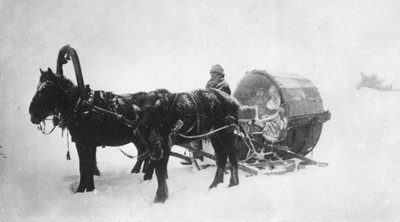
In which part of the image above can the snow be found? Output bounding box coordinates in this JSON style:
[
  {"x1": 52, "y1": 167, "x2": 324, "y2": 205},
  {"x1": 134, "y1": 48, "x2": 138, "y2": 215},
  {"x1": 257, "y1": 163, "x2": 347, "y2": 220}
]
[
  {"x1": 2, "y1": 91, "x2": 400, "y2": 222},
  {"x1": 2, "y1": 0, "x2": 400, "y2": 221}
]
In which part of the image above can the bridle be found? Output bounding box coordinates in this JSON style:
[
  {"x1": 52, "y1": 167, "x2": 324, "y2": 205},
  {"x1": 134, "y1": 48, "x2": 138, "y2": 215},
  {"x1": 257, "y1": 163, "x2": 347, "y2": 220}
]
[
  {"x1": 37, "y1": 117, "x2": 58, "y2": 135},
  {"x1": 37, "y1": 80, "x2": 54, "y2": 92},
  {"x1": 33, "y1": 78, "x2": 79, "y2": 135}
]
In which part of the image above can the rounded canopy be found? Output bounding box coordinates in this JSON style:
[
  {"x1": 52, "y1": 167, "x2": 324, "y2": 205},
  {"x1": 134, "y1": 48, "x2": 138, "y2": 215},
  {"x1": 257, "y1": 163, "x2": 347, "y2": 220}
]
[{"x1": 233, "y1": 70, "x2": 324, "y2": 118}]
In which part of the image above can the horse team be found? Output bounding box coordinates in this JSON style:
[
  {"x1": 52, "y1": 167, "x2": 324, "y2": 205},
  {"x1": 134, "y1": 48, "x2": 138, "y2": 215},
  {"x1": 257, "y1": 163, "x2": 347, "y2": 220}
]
[{"x1": 29, "y1": 66, "x2": 240, "y2": 203}]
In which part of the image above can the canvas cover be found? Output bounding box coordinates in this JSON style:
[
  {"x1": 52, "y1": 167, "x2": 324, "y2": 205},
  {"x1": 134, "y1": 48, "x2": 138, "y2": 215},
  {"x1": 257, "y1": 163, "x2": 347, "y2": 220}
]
[{"x1": 233, "y1": 70, "x2": 324, "y2": 118}]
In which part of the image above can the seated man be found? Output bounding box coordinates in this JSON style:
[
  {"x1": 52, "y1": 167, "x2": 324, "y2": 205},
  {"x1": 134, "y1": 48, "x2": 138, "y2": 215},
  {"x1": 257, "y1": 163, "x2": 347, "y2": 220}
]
[{"x1": 255, "y1": 86, "x2": 287, "y2": 143}]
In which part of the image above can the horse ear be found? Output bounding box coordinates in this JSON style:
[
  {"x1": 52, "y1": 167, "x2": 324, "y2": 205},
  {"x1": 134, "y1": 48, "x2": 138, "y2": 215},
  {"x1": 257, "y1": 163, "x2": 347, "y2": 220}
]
[
  {"x1": 47, "y1": 67, "x2": 53, "y2": 73},
  {"x1": 40, "y1": 68, "x2": 44, "y2": 75}
]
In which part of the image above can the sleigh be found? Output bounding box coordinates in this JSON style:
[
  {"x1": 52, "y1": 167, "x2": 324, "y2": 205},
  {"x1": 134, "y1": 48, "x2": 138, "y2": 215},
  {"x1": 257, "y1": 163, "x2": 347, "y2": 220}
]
[
  {"x1": 177, "y1": 70, "x2": 331, "y2": 175},
  {"x1": 30, "y1": 45, "x2": 331, "y2": 204},
  {"x1": 52, "y1": 45, "x2": 330, "y2": 176}
]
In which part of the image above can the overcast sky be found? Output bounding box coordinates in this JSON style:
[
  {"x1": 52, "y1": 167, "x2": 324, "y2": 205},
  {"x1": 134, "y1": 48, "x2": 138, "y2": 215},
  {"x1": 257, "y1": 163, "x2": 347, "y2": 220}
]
[{"x1": 1, "y1": 0, "x2": 400, "y2": 125}]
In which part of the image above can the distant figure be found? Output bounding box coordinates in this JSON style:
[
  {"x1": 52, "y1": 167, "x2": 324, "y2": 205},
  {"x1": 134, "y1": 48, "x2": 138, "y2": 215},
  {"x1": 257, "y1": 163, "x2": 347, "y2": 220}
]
[{"x1": 205, "y1": 64, "x2": 231, "y2": 95}]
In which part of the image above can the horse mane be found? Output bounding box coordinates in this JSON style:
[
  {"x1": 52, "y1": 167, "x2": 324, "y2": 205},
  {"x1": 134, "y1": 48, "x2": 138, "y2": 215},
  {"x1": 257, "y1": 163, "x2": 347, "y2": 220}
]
[
  {"x1": 209, "y1": 88, "x2": 240, "y2": 114},
  {"x1": 211, "y1": 88, "x2": 239, "y2": 106},
  {"x1": 57, "y1": 74, "x2": 78, "y2": 93},
  {"x1": 153, "y1": 88, "x2": 170, "y2": 95},
  {"x1": 41, "y1": 69, "x2": 79, "y2": 95}
]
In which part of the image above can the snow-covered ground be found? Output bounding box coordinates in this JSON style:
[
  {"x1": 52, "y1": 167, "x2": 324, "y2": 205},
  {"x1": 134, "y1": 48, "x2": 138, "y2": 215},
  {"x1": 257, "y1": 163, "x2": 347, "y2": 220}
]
[
  {"x1": 0, "y1": 89, "x2": 400, "y2": 221},
  {"x1": 3, "y1": 87, "x2": 400, "y2": 222},
  {"x1": 2, "y1": 0, "x2": 400, "y2": 221}
]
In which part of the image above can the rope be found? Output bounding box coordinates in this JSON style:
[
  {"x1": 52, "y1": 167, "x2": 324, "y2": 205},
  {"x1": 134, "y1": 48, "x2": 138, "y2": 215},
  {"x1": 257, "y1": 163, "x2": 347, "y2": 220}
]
[
  {"x1": 176, "y1": 123, "x2": 261, "y2": 163},
  {"x1": 119, "y1": 148, "x2": 149, "y2": 161},
  {"x1": 176, "y1": 124, "x2": 237, "y2": 139},
  {"x1": 38, "y1": 120, "x2": 57, "y2": 135}
]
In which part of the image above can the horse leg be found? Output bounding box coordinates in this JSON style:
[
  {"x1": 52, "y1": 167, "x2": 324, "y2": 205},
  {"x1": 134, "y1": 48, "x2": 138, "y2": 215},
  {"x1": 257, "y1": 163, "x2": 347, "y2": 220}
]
[
  {"x1": 223, "y1": 132, "x2": 239, "y2": 187},
  {"x1": 75, "y1": 144, "x2": 97, "y2": 192},
  {"x1": 209, "y1": 135, "x2": 228, "y2": 189},
  {"x1": 131, "y1": 159, "x2": 143, "y2": 174},
  {"x1": 131, "y1": 142, "x2": 145, "y2": 173},
  {"x1": 94, "y1": 147, "x2": 100, "y2": 176},
  {"x1": 130, "y1": 142, "x2": 156, "y2": 181},
  {"x1": 153, "y1": 157, "x2": 169, "y2": 203},
  {"x1": 131, "y1": 158, "x2": 144, "y2": 174},
  {"x1": 143, "y1": 159, "x2": 155, "y2": 180}
]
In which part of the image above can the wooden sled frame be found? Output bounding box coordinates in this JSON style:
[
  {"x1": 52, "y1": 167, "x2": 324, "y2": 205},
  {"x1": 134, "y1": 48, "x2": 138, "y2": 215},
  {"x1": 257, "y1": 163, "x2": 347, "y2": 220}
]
[{"x1": 171, "y1": 136, "x2": 328, "y2": 176}]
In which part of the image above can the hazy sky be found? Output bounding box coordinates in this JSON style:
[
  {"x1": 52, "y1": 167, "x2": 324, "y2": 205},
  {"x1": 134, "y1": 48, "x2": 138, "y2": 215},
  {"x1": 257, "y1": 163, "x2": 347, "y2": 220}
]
[{"x1": 1, "y1": 0, "x2": 400, "y2": 128}]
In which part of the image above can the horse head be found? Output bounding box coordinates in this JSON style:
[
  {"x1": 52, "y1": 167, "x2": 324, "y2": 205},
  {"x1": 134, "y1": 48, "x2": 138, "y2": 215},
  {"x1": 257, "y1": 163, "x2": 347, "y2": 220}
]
[{"x1": 29, "y1": 67, "x2": 78, "y2": 125}]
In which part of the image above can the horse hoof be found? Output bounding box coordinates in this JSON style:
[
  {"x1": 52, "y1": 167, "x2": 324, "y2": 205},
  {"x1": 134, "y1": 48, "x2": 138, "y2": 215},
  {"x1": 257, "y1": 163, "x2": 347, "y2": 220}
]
[
  {"x1": 229, "y1": 178, "x2": 239, "y2": 187},
  {"x1": 75, "y1": 188, "x2": 95, "y2": 192},
  {"x1": 228, "y1": 182, "x2": 239, "y2": 187},
  {"x1": 209, "y1": 177, "x2": 223, "y2": 189},
  {"x1": 209, "y1": 183, "x2": 218, "y2": 190},
  {"x1": 131, "y1": 169, "x2": 139, "y2": 174},
  {"x1": 131, "y1": 165, "x2": 141, "y2": 174},
  {"x1": 75, "y1": 183, "x2": 95, "y2": 193},
  {"x1": 153, "y1": 195, "x2": 168, "y2": 204},
  {"x1": 86, "y1": 186, "x2": 95, "y2": 192},
  {"x1": 143, "y1": 173, "x2": 153, "y2": 181},
  {"x1": 75, "y1": 185, "x2": 86, "y2": 193}
]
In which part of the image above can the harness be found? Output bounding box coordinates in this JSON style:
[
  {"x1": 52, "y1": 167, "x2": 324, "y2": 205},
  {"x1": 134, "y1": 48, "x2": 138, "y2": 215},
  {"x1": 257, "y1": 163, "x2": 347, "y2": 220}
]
[
  {"x1": 187, "y1": 91, "x2": 203, "y2": 135},
  {"x1": 82, "y1": 90, "x2": 138, "y2": 128},
  {"x1": 161, "y1": 91, "x2": 203, "y2": 138},
  {"x1": 37, "y1": 94, "x2": 83, "y2": 135},
  {"x1": 38, "y1": 85, "x2": 139, "y2": 159},
  {"x1": 51, "y1": 87, "x2": 138, "y2": 130},
  {"x1": 167, "y1": 90, "x2": 238, "y2": 141}
]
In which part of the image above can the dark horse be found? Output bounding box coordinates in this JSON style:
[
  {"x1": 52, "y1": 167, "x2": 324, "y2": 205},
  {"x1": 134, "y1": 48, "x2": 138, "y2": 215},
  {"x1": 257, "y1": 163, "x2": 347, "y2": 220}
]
[
  {"x1": 136, "y1": 89, "x2": 240, "y2": 203},
  {"x1": 29, "y1": 66, "x2": 167, "y2": 192}
]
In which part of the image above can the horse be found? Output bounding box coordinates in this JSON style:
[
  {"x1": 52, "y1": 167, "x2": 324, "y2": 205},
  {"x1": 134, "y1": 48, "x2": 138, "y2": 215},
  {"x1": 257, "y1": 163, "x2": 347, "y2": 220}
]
[
  {"x1": 29, "y1": 67, "x2": 167, "y2": 192},
  {"x1": 136, "y1": 89, "x2": 240, "y2": 203}
]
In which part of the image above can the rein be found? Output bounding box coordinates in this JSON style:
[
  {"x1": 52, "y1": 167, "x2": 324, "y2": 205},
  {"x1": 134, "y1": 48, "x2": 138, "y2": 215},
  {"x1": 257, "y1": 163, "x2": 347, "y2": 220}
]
[
  {"x1": 165, "y1": 91, "x2": 240, "y2": 141},
  {"x1": 119, "y1": 148, "x2": 149, "y2": 161},
  {"x1": 38, "y1": 119, "x2": 58, "y2": 135},
  {"x1": 82, "y1": 100, "x2": 137, "y2": 128},
  {"x1": 176, "y1": 123, "x2": 238, "y2": 140}
]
